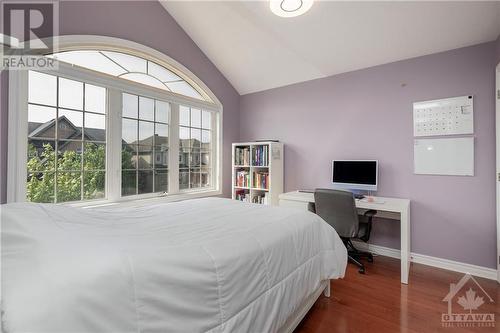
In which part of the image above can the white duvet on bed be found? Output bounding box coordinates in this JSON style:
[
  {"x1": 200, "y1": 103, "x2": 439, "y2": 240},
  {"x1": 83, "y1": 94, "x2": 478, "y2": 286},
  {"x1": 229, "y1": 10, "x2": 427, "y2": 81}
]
[{"x1": 1, "y1": 198, "x2": 347, "y2": 333}]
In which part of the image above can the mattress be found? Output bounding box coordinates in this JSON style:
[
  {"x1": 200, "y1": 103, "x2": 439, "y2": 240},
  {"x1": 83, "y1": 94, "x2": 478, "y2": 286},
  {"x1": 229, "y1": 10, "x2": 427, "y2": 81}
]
[{"x1": 1, "y1": 198, "x2": 347, "y2": 333}]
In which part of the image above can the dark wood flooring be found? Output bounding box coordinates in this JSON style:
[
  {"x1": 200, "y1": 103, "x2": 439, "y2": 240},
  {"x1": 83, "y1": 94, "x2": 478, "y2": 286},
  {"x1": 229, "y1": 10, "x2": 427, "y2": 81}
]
[{"x1": 295, "y1": 256, "x2": 500, "y2": 333}]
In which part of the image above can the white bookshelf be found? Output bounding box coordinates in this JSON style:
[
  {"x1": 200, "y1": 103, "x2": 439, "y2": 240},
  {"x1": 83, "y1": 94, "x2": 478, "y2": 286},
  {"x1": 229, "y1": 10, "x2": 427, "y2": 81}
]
[{"x1": 232, "y1": 141, "x2": 284, "y2": 206}]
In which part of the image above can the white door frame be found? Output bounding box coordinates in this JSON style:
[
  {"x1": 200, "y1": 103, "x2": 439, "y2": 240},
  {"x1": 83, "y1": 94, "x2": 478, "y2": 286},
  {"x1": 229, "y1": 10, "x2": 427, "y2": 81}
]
[{"x1": 496, "y1": 62, "x2": 500, "y2": 283}]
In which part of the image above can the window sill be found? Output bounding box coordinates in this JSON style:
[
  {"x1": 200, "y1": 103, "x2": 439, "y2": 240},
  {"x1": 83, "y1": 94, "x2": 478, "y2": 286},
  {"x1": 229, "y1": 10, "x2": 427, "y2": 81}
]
[{"x1": 65, "y1": 189, "x2": 223, "y2": 209}]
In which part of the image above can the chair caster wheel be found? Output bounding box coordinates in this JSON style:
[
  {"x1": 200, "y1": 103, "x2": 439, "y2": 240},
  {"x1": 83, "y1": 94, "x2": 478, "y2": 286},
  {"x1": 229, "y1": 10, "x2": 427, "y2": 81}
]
[
  {"x1": 358, "y1": 267, "x2": 366, "y2": 274},
  {"x1": 367, "y1": 255, "x2": 374, "y2": 263}
]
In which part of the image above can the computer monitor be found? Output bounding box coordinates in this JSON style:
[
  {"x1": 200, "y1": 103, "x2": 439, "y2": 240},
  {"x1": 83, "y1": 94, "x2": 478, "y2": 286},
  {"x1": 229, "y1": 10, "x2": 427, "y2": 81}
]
[{"x1": 332, "y1": 160, "x2": 378, "y2": 191}]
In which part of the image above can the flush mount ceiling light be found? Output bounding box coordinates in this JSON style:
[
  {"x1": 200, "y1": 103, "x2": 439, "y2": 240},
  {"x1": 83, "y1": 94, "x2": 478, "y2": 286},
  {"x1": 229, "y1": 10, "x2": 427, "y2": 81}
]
[{"x1": 270, "y1": 0, "x2": 314, "y2": 18}]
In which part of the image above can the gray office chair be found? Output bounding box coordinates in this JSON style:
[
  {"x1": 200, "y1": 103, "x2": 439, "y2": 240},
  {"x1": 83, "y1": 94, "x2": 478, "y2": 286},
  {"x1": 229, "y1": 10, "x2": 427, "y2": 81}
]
[{"x1": 310, "y1": 189, "x2": 377, "y2": 274}]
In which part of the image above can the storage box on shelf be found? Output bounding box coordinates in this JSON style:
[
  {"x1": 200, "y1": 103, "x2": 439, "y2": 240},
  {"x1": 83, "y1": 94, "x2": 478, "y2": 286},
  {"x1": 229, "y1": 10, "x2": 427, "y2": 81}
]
[{"x1": 232, "y1": 141, "x2": 283, "y2": 205}]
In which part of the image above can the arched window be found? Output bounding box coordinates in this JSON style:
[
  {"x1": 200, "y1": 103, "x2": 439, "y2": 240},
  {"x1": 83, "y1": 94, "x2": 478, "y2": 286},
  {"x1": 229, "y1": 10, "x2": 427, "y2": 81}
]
[
  {"x1": 7, "y1": 36, "x2": 222, "y2": 204},
  {"x1": 48, "y1": 50, "x2": 209, "y2": 101}
]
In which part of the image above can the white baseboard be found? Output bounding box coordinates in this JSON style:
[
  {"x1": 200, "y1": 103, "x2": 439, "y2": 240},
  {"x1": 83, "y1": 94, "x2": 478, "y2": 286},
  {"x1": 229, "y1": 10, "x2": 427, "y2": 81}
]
[{"x1": 352, "y1": 241, "x2": 497, "y2": 281}]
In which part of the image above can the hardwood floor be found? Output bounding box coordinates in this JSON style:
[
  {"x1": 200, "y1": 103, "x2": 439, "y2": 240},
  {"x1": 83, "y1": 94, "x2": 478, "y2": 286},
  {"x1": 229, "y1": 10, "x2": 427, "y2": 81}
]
[{"x1": 295, "y1": 256, "x2": 500, "y2": 333}]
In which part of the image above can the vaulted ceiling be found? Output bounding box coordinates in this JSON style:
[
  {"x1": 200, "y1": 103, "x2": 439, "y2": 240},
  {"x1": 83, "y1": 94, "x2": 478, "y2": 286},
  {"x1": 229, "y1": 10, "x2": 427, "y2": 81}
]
[{"x1": 161, "y1": 1, "x2": 500, "y2": 95}]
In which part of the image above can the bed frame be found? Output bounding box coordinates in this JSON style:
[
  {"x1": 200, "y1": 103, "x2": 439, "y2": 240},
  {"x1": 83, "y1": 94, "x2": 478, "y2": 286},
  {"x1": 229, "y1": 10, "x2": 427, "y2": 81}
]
[{"x1": 278, "y1": 280, "x2": 331, "y2": 333}]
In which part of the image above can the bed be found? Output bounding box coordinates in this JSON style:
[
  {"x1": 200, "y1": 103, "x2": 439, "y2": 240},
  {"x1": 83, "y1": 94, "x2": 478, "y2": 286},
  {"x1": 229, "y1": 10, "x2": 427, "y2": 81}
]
[{"x1": 1, "y1": 197, "x2": 347, "y2": 333}]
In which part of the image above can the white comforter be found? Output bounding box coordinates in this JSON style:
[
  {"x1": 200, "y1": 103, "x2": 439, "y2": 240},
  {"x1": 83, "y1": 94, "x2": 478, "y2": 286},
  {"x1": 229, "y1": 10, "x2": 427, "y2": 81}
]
[{"x1": 1, "y1": 198, "x2": 347, "y2": 333}]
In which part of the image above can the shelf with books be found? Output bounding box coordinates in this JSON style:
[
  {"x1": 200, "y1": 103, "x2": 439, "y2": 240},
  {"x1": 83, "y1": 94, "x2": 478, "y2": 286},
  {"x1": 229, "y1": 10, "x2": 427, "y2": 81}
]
[
  {"x1": 234, "y1": 146, "x2": 251, "y2": 167},
  {"x1": 252, "y1": 145, "x2": 269, "y2": 167},
  {"x1": 232, "y1": 141, "x2": 283, "y2": 206},
  {"x1": 234, "y1": 188, "x2": 250, "y2": 203},
  {"x1": 234, "y1": 169, "x2": 250, "y2": 188},
  {"x1": 253, "y1": 170, "x2": 269, "y2": 190},
  {"x1": 251, "y1": 191, "x2": 270, "y2": 205}
]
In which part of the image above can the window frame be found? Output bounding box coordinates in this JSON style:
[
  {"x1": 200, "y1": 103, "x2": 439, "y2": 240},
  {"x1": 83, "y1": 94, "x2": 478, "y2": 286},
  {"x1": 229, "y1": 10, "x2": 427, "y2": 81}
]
[{"x1": 7, "y1": 36, "x2": 223, "y2": 206}]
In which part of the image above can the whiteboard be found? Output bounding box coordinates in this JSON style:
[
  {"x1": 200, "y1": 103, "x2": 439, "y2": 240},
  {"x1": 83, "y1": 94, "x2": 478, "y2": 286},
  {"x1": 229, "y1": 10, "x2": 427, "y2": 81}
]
[
  {"x1": 413, "y1": 96, "x2": 473, "y2": 137},
  {"x1": 414, "y1": 137, "x2": 474, "y2": 176}
]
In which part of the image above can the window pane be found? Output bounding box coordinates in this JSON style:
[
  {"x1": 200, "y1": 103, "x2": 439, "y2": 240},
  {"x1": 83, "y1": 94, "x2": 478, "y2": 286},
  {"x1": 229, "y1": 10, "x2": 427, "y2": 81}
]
[
  {"x1": 120, "y1": 73, "x2": 167, "y2": 91},
  {"x1": 201, "y1": 130, "x2": 211, "y2": 150},
  {"x1": 59, "y1": 78, "x2": 83, "y2": 110},
  {"x1": 191, "y1": 128, "x2": 201, "y2": 148},
  {"x1": 190, "y1": 168, "x2": 200, "y2": 188},
  {"x1": 201, "y1": 151, "x2": 210, "y2": 167},
  {"x1": 122, "y1": 170, "x2": 137, "y2": 196},
  {"x1": 179, "y1": 126, "x2": 190, "y2": 149},
  {"x1": 166, "y1": 81, "x2": 203, "y2": 100},
  {"x1": 139, "y1": 96, "x2": 154, "y2": 121},
  {"x1": 27, "y1": 139, "x2": 55, "y2": 171},
  {"x1": 138, "y1": 170, "x2": 153, "y2": 194},
  {"x1": 84, "y1": 142, "x2": 105, "y2": 170},
  {"x1": 154, "y1": 169, "x2": 168, "y2": 193},
  {"x1": 179, "y1": 169, "x2": 189, "y2": 190},
  {"x1": 56, "y1": 172, "x2": 82, "y2": 202},
  {"x1": 180, "y1": 106, "x2": 190, "y2": 126},
  {"x1": 202, "y1": 111, "x2": 212, "y2": 130},
  {"x1": 102, "y1": 51, "x2": 147, "y2": 73},
  {"x1": 139, "y1": 121, "x2": 154, "y2": 144},
  {"x1": 155, "y1": 100, "x2": 169, "y2": 123},
  {"x1": 26, "y1": 172, "x2": 55, "y2": 203},
  {"x1": 85, "y1": 84, "x2": 106, "y2": 114},
  {"x1": 51, "y1": 51, "x2": 127, "y2": 76},
  {"x1": 58, "y1": 109, "x2": 83, "y2": 140},
  {"x1": 28, "y1": 71, "x2": 57, "y2": 106},
  {"x1": 155, "y1": 123, "x2": 168, "y2": 146},
  {"x1": 179, "y1": 148, "x2": 189, "y2": 168},
  {"x1": 122, "y1": 118, "x2": 138, "y2": 144},
  {"x1": 57, "y1": 141, "x2": 82, "y2": 171},
  {"x1": 123, "y1": 93, "x2": 138, "y2": 118},
  {"x1": 28, "y1": 105, "x2": 56, "y2": 138},
  {"x1": 154, "y1": 146, "x2": 168, "y2": 168},
  {"x1": 148, "y1": 61, "x2": 181, "y2": 82},
  {"x1": 84, "y1": 113, "x2": 105, "y2": 141},
  {"x1": 190, "y1": 149, "x2": 200, "y2": 167},
  {"x1": 84, "y1": 171, "x2": 105, "y2": 200},
  {"x1": 201, "y1": 168, "x2": 211, "y2": 188},
  {"x1": 137, "y1": 145, "x2": 153, "y2": 169},
  {"x1": 27, "y1": 74, "x2": 107, "y2": 204},
  {"x1": 122, "y1": 144, "x2": 137, "y2": 170},
  {"x1": 191, "y1": 108, "x2": 201, "y2": 128}
]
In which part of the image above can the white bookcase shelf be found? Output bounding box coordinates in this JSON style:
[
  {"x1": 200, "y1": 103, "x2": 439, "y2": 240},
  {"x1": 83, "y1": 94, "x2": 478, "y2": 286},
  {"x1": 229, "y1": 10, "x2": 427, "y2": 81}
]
[{"x1": 232, "y1": 141, "x2": 284, "y2": 205}]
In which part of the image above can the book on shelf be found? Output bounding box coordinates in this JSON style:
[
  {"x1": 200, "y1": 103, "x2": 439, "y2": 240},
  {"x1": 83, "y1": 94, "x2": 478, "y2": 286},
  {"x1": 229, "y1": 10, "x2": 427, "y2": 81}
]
[
  {"x1": 235, "y1": 170, "x2": 250, "y2": 188},
  {"x1": 235, "y1": 189, "x2": 250, "y2": 202},
  {"x1": 235, "y1": 147, "x2": 250, "y2": 166},
  {"x1": 252, "y1": 192, "x2": 269, "y2": 205},
  {"x1": 253, "y1": 145, "x2": 269, "y2": 166},
  {"x1": 253, "y1": 171, "x2": 269, "y2": 190}
]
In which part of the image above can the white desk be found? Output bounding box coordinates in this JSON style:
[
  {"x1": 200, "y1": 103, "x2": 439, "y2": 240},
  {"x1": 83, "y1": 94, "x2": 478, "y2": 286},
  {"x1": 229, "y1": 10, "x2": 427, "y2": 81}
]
[{"x1": 279, "y1": 191, "x2": 411, "y2": 284}]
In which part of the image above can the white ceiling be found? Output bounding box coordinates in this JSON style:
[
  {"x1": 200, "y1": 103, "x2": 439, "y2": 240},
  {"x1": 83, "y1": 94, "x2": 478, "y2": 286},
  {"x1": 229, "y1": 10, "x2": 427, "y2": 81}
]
[{"x1": 161, "y1": 1, "x2": 500, "y2": 95}]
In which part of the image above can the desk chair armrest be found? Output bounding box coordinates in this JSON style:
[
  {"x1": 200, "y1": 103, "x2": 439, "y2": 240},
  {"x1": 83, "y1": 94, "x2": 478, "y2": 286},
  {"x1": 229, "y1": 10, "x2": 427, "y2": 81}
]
[{"x1": 363, "y1": 209, "x2": 377, "y2": 220}]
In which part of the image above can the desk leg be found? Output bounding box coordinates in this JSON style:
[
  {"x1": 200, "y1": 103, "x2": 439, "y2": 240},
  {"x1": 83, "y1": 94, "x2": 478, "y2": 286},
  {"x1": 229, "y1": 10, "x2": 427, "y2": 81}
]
[{"x1": 400, "y1": 205, "x2": 411, "y2": 284}]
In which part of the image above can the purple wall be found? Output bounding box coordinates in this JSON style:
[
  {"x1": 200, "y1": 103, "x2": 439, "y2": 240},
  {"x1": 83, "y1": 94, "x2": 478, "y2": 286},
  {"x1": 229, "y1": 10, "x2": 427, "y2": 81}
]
[
  {"x1": 0, "y1": 0, "x2": 240, "y2": 202},
  {"x1": 496, "y1": 35, "x2": 500, "y2": 65},
  {"x1": 240, "y1": 42, "x2": 497, "y2": 268}
]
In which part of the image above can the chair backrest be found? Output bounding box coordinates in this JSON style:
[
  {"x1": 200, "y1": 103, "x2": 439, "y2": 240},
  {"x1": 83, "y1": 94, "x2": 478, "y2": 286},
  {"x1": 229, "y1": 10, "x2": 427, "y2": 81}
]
[{"x1": 314, "y1": 189, "x2": 359, "y2": 238}]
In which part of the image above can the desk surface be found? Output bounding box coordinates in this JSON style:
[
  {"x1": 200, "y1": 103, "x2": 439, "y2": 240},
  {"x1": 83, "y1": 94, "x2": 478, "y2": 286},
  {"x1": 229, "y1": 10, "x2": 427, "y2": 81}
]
[{"x1": 279, "y1": 191, "x2": 410, "y2": 213}]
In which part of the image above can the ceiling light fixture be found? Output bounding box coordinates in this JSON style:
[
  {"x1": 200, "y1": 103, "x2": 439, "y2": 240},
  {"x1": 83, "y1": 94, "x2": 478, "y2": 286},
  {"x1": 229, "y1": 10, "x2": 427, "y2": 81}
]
[{"x1": 270, "y1": 0, "x2": 314, "y2": 18}]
